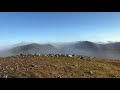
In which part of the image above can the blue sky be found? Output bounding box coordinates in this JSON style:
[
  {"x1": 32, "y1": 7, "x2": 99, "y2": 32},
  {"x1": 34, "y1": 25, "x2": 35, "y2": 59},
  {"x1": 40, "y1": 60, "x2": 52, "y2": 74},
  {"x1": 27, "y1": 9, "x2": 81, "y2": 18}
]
[{"x1": 0, "y1": 12, "x2": 120, "y2": 47}]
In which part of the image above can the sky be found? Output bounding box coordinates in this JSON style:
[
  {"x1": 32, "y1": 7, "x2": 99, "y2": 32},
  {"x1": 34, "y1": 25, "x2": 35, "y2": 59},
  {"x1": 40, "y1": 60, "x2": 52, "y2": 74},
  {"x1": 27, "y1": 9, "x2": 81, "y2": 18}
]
[{"x1": 0, "y1": 12, "x2": 120, "y2": 47}]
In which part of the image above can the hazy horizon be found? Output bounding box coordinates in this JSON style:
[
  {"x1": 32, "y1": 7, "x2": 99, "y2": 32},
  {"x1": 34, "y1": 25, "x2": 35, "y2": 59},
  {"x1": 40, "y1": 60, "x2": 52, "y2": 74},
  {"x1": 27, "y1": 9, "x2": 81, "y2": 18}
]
[{"x1": 1, "y1": 12, "x2": 120, "y2": 47}]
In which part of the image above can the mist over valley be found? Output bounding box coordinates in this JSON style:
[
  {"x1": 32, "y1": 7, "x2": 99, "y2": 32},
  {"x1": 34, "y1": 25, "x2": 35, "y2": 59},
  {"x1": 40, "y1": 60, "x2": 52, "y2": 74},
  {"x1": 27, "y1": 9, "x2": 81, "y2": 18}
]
[{"x1": 0, "y1": 41, "x2": 120, "y2": 59}]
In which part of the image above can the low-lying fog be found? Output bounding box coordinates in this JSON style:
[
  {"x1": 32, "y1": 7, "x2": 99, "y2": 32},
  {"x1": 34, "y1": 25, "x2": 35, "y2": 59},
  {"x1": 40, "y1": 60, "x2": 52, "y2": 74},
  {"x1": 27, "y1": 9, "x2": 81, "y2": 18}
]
[{"x1": 1, "y1": 41, "x2": 120, "y2": 60}]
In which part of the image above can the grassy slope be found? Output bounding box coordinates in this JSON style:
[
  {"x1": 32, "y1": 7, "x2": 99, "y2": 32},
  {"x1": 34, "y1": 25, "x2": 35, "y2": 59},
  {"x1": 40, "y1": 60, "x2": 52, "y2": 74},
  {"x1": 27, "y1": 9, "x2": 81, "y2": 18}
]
[{"x1": 0, "y1": 55, "x2": 120, "y2": 78}]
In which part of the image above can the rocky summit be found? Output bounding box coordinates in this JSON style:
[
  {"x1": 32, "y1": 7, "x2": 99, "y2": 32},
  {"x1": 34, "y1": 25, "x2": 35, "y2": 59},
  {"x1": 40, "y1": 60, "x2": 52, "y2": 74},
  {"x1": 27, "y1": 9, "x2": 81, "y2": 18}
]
[{"x1": 0, "y1": 54, "x2": 120, "y2": 78}]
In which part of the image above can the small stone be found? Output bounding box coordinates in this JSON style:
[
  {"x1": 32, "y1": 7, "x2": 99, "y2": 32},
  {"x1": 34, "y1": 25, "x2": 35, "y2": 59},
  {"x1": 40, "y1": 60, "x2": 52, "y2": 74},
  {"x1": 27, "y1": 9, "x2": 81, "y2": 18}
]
[
  {"x1": 30, "y1": 64, "x2": 35, "y2": 67},
  {"x1": 85, "y1": 71, "x2": 93, "y2": 75},
  {"x1": 83, "y1": 74, "x2": 86, "y2": 76},
  {"x1": 89, "y1": 71, "x2": 93, "y2": 74},
  {"x1": 10, "y1": 68, "x2": 14, "y2": 71},
  {"x1": 15, "y1": 65, "x2": 19, "y2": 69},
  {"x1": 75, "y1": 65, "x2": 78, "y2": 67},
  {"x1": 80, "y1": 56, "x2": 84, "y2": 59},
  {"x1": 57, "y1": 76, "x2": 62, "y2": 78},
  {"x1": 5, "y1": 66, "x2": 9, "y2": 70},
  {"x1": 3, "y1": 74, "x2": 8, "y2": 78}
]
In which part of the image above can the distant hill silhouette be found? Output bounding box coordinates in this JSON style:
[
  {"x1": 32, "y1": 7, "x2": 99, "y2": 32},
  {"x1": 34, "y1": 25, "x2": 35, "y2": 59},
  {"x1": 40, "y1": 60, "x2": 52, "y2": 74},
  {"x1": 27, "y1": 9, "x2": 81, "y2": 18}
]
[
  {"x1": 9, "y1": 43, "x2": 59, "y2": 54},
  {"x1": 1, "y1": 41, "x2": 120, "y2": 59}
]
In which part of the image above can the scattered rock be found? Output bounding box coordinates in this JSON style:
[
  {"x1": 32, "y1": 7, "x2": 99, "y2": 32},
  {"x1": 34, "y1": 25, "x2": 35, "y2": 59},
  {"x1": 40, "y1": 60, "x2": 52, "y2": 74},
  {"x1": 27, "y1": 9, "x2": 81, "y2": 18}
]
[
  {"x1": 2, "y1": 68, "x2": 5, "y2": 71},
  {"x1": 89, "y1": 71, "x2": 93, "y2": 74},
  {"x1": 68, "y1": 55, "x2": 73, "y2": 58},
  {"x1": 82, "y1": 74, "x2": 86, "y2": 77},
  {"x1": 15, "y1": 65, "x2": 20, "y2": 69},
  {"x1": 5, "y1": 66, "x2": 8, "y2": 69},
  {"x1": 30, "y1": 64, "x2": 37, "y2": 68},
  {"x1": 57, "y1": 75, "x2": 62, "y2": 78},
  {"x1": 10, "y1": 68, "x2": 14, "y2": 71},
  {"x1": 80, "y1": 56, "x2": 84, "y2": 59},
  {"x1": 21, "y1": 67, "x2": 26, "y2": 69},
  {"x1": 3, "y1": 74, "x2": 8, "y2": 78},
  {"x1": 84, "y1": 71, "x2": 93, "y2": 75},
  {"x1": 75, "y1": 64, "x2": 78, "y2": 67}
]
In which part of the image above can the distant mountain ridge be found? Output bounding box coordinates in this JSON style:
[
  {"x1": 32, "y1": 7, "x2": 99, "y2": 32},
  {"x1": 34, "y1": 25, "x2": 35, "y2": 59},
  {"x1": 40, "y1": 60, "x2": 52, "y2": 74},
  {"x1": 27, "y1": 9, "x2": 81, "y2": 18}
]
[
  {"x1": 9, "y1": 43, "x2": 58, "y2": 54},
  {"x1": 1, "y1": 41, "x2": 120, "y2": 59}
]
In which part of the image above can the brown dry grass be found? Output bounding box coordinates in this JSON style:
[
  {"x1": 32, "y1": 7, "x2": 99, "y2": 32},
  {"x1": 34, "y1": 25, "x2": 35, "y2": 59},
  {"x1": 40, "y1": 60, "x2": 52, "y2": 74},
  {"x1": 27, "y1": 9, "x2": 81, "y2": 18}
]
[{"x1": 0, "y1": 55, "x2": 120, "y2": 78}]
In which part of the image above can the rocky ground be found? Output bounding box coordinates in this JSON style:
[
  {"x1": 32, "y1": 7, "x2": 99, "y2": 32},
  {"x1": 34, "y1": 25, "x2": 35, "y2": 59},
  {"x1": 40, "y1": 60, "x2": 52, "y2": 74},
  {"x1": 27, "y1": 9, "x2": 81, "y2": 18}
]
[{"x1": 0, "y1": 54, "x2": 120, "y2": 78}]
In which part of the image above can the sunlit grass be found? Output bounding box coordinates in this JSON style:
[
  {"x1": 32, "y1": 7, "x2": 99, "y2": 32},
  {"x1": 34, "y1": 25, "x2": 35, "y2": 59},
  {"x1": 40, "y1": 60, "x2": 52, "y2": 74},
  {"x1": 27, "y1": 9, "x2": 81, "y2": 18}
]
[{"x1": 0, "y1": 55, "x2": 120, "y2": 78}]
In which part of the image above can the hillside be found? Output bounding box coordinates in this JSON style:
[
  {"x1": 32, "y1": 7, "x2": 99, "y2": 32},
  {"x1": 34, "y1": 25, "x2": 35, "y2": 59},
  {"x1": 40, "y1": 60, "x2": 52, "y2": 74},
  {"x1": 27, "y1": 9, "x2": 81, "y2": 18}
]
[
  {"x1": 9, "y1": 43, "x2": 59, "y2": 55},
  {"x1": 0, "y1": 54, "x2": 120, "y2": 78},
  {"x1": 1, "y1": 41, "x2": 120, "y2": 59}
]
